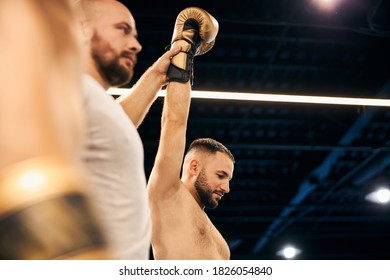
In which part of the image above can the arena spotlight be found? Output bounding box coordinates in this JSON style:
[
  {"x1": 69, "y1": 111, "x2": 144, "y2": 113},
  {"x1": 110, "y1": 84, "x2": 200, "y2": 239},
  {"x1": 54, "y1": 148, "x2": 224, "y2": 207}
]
[
  {"x1": 310, "y1": 0, "x2": 339, "y2": 12},
  {"x1": 276, "y1": 245, "x2": 302, "y2": 259},
  {"x1": 365, "y1": 188, "x2": 390, "y2": 204}
]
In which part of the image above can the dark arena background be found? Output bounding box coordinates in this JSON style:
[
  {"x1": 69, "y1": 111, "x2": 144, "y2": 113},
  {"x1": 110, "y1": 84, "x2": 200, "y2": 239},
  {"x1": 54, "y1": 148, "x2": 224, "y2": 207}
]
[{"x1": 118, "y1": 0, "x2": 390, "y2": 260}]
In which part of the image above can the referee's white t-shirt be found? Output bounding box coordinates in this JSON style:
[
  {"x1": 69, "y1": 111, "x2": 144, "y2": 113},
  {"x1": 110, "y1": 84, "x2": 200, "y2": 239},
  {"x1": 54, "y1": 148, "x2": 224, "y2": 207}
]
[{"x1": 80, "y1": 74, "x2": 150, "y2": 260}]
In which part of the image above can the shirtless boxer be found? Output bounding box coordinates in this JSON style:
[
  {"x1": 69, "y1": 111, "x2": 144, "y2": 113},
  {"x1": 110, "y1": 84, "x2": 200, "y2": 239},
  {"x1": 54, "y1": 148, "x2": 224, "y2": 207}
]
[{"x1": 147, "y1": 7, "x2": 235, "y2": 260}]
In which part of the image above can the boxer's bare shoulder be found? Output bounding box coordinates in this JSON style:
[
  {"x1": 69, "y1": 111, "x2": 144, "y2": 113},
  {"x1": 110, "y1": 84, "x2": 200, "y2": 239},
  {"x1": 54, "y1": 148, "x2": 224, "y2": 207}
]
[{"x1": 149, "y1": 183, "x2": 230, "y2": 260}]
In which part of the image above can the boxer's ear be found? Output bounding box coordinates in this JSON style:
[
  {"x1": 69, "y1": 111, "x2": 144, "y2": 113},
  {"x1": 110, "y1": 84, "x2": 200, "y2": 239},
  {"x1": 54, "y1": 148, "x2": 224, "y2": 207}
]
[{"x1": 188, "y1": 158, "x2": 201, "y2": 176}]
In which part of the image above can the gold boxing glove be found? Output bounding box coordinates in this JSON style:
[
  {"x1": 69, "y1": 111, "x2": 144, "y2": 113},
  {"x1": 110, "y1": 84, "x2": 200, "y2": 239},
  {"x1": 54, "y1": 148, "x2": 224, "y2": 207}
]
[{"x1": 167, "y1": 7, "x2": 219, "y2": 84}]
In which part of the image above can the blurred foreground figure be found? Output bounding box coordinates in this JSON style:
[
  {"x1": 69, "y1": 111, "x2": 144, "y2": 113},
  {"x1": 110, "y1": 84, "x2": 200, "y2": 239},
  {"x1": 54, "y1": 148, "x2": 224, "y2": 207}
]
[{"x1": 0, "y1": 0, "x2": 108, "y2": 259}]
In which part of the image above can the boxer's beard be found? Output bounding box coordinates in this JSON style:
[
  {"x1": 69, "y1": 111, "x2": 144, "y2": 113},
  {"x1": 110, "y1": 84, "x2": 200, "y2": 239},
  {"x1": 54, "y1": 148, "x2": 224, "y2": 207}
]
[
  {"x1": 195, "y1": 169, "x2": 218, "y2": 209},
  {"x1": 91, "y1": 32, "x2": 134, "y2": 87}
]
